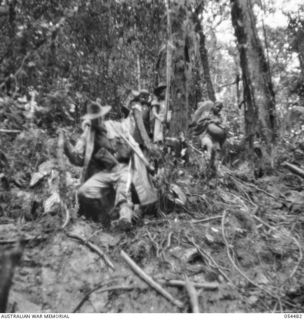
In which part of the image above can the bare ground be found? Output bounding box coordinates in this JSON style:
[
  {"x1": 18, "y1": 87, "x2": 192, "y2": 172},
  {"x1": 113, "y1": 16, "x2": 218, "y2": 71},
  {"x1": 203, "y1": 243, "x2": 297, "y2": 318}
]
[{"x1": 1, "y1": 158, "x2": 304, "y2": 313}]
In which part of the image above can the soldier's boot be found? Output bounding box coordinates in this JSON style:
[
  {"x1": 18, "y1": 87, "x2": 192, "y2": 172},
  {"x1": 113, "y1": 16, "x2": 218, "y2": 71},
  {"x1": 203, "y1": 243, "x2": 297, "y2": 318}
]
[{"x1": 115, "y1": 202, "x2": 133, "y2": 231}]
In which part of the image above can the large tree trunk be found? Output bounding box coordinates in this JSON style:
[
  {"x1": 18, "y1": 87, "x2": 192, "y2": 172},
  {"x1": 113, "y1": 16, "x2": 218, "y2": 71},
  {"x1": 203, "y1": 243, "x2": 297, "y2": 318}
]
[
  {"x1": 5, "y1": 0, "x2": 17, "y2": 94},
  {"x1": 230, "y1": 0, "x2": 276, "y2": 152},
  {"x1": 168, "y1": 3, "x2": 189, "y2": 137},
  {"x1": 192, "y1": 2, "x2": 216, "y2": 102},
  {"x1": 292, "y1": 29, "x2": 304, "y2": 105}
]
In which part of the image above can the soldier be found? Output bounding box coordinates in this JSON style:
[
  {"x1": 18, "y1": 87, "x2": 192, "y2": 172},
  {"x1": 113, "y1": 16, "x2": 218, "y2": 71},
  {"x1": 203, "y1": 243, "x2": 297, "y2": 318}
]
[
  {"x1": 63, "y1": 100, "x2": 157, "y2": 230},
  {"x1": 190, "y1": 100, "x2": 227, "y2": 161},
  {"x1": 125, "y1": 89, "x2": 154, "y2": 149},
  {"x1": 137, "y1": 89, "x2": 153, "y2": 138},
  {"x1": 151, "y1": 82, "x2": 170, "y2": 144}
]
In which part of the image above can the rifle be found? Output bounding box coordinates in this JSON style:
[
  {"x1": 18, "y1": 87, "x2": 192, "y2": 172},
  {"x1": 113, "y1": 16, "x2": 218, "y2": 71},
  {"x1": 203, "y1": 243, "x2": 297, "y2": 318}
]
[{"x1": 110, "y1": 125, "x2": 155, "y2": 173}]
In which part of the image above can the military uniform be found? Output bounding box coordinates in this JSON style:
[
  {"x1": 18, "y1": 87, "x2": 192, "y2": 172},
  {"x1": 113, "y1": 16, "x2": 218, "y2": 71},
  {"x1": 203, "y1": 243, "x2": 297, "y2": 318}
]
[
  {"x1": 64, "y1": 101, "x2": 157, "y2": 229},
  {"x1": 190, "y1": 101, "x2": 227, "y2": 160}
]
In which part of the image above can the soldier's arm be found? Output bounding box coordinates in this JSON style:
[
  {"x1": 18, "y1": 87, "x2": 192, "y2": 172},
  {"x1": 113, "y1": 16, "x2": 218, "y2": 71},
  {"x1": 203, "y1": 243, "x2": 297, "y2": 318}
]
[
  {"x1": 63, "y1": 130, "x2": 86, "y2": 166},
  {"x1": 152, "y1": 106, "x2": 163, "y2": 122},
  {"x1": 94, "y1": 147, "x2": 118, "y2": 168},
  {"x1": 133, "y1": 104, "x2": 153, "y2": 150},
  {"x1": 209, "y1": 114, "x2": 222, "y2": 126}
]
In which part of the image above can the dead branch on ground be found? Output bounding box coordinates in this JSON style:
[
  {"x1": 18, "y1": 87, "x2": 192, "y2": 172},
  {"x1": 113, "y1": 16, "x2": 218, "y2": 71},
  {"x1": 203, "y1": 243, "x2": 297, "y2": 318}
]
[
  {"x1": 184, "y1": 275, "x2": 200, "y2": 313},
  {"x1": 283, "y1": 162, "x2": 304, "y2": 179},
  {"x1": 73, "y1": 285, "x2": 136, "y2": 313},
  {"x1": 72, "y1": 279, "x2": 113, "y2": 312},
  {"x1": 158, "y1": 279, "x2": 219, "y2": 290},
  {"x1": 226, "y1": 169, "x2": 281, "y2": 200},
  {"x1": 0, "y1": 129, "x2": 21, "y2": 133},
  {"x1": 186, "y1": 235, "x2": 233, "y2": 285},
  {"x1": 190, "y1": 215, "x2": 222, "y2": 224},
  {"x1": 72, "y1": 279, "x2": 136, "y2": 313},
  {"x1": 253, "y1": 214, "x2": 275, "y2": 230},
  {"x1": 65, "y1": 232, "x2": 115, "y2": 271},
  {"x1": 121, "y1": 250, "x2": 184, "y2": 308}
]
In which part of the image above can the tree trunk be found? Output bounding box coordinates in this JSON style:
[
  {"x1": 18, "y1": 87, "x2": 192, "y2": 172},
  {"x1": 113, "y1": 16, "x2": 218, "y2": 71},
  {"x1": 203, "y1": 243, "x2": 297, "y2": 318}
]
[
  {"x1": 230, "y1": 0, "x2": 276, "y2": 152},
  {"x1": 293, "y1": 29, "x2": 304, "y2": 105},
  {"x1": 192, "y1": 3, "x2": 216, "y2": 102},
  {"x1": 5, "y1": 0, "x2": 17, "y2": 94},
  {"x1": 169, "y1": 4, "x2": 189, "y2": 137},
  {"x1": 164, "y1": 0, "x2": 172, "y2": 135},
  {"x1": 137, "y1": 54, "x2": 141, "y2": 91}
]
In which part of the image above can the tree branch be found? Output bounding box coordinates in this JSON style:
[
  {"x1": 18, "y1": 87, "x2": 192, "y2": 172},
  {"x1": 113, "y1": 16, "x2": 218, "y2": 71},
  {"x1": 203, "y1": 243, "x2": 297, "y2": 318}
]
[
  {"x1": 121, "y1": 250, "x2": 183, "y2": 308},
  {"x1": 65, "y1": 232, "x2": 115, "y2": 271}
]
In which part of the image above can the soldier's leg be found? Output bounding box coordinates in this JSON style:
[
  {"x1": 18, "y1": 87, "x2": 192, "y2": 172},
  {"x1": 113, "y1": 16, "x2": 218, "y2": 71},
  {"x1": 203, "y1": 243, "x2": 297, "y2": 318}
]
[
  {"x1": 200, "y1": 134, "x2": 213, "y2": 160},
  {"x1": 78, "y1": 172, "x2": 115, "y2": 225},
  {"x1": 199, "y1": 134, "x2": 217, "y2": 176},
  {"x1": 83, "y1": 166, "x2": 136, "y2": 229},
  {"x1": 111, "y1": 164, "x2": 135, "y2": 230}
]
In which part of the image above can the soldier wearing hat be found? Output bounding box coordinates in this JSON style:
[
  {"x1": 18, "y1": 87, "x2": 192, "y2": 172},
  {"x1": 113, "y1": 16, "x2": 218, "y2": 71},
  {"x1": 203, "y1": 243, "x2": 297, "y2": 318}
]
[
  {"x1": 190, "y1": 100, "x2": 227, "y2": 161},
  {"x1": 151, "y1": 82, "x2": 170, "y2": 143},
  {"x1": 62, "y1": 100, "x2": 136, "y2": 230},
  {"x1": 123, "y1": 89, "x2": 154, "y2": 149},
  {"x1": 135, "y1": 89, "x2": 153, "y2": 139}
]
